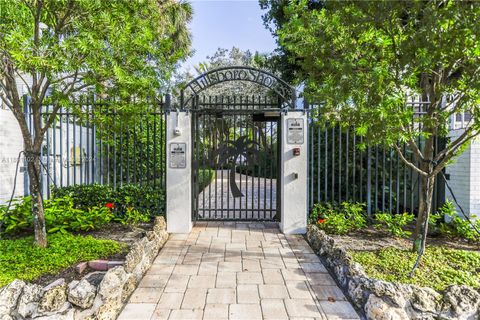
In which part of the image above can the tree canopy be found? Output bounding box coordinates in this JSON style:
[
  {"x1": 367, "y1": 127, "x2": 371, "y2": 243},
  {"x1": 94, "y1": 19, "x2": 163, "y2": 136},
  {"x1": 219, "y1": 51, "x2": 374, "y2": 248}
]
[
  {"x1": 0, "y1": 0, "x2": 192, "y2": 247},
  {"x1": 278, "y1": 0, "x2": 480, "y2": 150},
  {"x1": 273, "y1": 0, "x2": 480, "y2": 272}
]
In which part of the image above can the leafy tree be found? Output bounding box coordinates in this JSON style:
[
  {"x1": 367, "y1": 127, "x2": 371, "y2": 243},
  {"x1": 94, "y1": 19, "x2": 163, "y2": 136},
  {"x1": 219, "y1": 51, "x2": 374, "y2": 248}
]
[
  {"x1": 259, "y1": 0, "x2": 323, "y2": 83},
  {"x1": 276, "y1": 0, "x2": 480, "y2": 273},
  {"x1": 0, "y1": 0, "x2": 191, "y2": 247}
]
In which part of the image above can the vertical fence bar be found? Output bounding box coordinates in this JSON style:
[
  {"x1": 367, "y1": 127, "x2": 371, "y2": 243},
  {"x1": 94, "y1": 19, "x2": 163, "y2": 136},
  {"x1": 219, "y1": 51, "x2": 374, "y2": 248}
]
[
  {"x1": 366, "y1": 146, "x2": 372, "y2": 218},
  {"x1": 352, "y1": 132, "x2": 356, "y2": 202},
  {"x1": 59, "y1": 109, "x2": 64, "y2": 187},
  {"x1": 317, "y1": 124, "x2": 321, "y2": 204},
  {"x1": 382, "y1": 146, "x2": 386, "y2": 211},
  {"x1": 324, "y1": 129, "x2": 328, "y2": 202},
  {"x1": 345, "y1": 130, "x2": 349, "y2": 201},
  {"x1": 331, "y1": 126, "x2": 335, "y2": 200},
  {"x1": 359, "y1": 136, "x2": 363, "y2": 202},
  {"x1": 309, "y1": 123, "x2": 314, "y2": 209}
]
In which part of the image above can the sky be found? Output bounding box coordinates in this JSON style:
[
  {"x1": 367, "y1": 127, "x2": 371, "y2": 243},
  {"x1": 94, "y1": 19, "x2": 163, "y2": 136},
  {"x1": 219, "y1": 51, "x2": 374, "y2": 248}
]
[{"x1": 181, "y1": 0, "x2": 277, "y2": 71}]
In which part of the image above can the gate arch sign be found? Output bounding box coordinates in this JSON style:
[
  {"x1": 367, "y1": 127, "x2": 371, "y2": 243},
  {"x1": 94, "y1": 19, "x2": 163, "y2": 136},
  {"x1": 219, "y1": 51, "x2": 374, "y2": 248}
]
[{"x1": 181, "y1": 66, "x2": 296, "y2": 109}]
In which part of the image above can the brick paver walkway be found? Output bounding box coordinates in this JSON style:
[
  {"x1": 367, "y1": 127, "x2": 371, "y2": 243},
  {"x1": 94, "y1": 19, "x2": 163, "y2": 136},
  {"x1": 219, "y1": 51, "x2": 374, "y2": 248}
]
[{"x1": 118, "y1": 222, "x2": 360, "y2": 320}]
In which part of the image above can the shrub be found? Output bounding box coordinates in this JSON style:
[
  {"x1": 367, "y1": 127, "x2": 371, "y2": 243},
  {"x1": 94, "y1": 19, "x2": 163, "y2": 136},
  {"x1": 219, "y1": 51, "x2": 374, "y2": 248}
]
[
  {"x1": 437, "y1": 201, "x2": 480, "y2": 242},
  {"x1": 113, "y1": 207, "x2": 150, "y2": 225},
  {"x1": 51, "y1": 183, "x2": 165, "y2": 218},
  {"x1": 45, "y1": 196, "x2": 113, "y2": 234},
  {"x1": 310, "y1": 202, "x2": 367, "y2": 235},
  {"x1": 51, "y1": 184, "x2": 114, "y2": 211},
  {"x1": 115, "y1": 184, "x2": 164, "y2": 217},
  {"x1": 374, "y1": 212, "x2": 414, "y2": 238},
  {"x1": 1, "y1": 195, "x2": 114, "y2": 235},
  {"x1": 0, "y1": 233, "x2": 126, "y2": 287},
  {"x1": 0, "y1": 196, "x2": 33, "y2": 234}
]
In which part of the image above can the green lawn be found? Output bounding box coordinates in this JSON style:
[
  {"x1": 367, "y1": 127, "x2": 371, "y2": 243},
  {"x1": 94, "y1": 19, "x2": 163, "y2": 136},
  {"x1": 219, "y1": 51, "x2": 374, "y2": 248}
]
[
  {"x1": 351, "y1": 246, "x2": 480, "y2": 291},
  {"x1": 0, "y1": 233, "x2": 126, "y2": 287}
]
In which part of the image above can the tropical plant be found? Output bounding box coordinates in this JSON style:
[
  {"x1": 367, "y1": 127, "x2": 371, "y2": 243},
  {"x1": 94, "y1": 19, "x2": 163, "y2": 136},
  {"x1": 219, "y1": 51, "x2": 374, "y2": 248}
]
[
  {"x1": 0, "y1": 0, "x2": 191, "y2": 246},
  {"x1": 437, "y1": 201, "x2": 480, "y2": 242},
  {"x1": 374, "y1": 212, "x2": 415, "y2": 238},
  {"x1": 0, "y1": 195, "x2": 113, "y2": 235},
  {"x1": 311, "y1": 202, "x2": 367, "y2": 235},
  {"x1": 274, "y1": 0, "x2": 480, "y2": 274}
]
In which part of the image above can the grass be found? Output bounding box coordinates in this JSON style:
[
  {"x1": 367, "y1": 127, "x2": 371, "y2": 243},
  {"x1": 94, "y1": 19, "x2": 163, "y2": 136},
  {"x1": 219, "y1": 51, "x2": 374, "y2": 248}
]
[
  {"x1": 0, "y1": 233, "x2": 127, "y2": 287},
  {"x1": 351, "y1": 246, "x2": 480, "y2": 291}
]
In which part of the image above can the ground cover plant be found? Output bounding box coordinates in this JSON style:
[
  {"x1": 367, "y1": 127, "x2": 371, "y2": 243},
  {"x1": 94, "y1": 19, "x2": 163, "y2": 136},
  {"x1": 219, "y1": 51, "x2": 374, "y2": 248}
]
[
  {"x1": 351, "y1": 246, "x2": 480, "y2": 291},
  {"x1": 0, "y1": 233, "x2": 126, "y2": 287},
  {"x1": 309, "y1": 200, "x2": 480, "y2": 291}
]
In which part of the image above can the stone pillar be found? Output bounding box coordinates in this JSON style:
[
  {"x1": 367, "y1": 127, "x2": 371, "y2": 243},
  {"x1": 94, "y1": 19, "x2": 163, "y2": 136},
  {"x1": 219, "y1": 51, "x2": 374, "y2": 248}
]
[
  {"x1": 166, "y1": 111, "x2": 192, "y2": 233},
  {"x1": 280, "y1": 111, "x2": 308, "y2": 234}
]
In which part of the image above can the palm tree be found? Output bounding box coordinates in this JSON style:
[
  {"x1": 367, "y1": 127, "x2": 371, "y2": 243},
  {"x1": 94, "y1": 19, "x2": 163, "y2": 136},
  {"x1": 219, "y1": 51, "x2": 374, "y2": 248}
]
[{"x1": 214, "y1": 136, "x2": 261, "y2": 197}]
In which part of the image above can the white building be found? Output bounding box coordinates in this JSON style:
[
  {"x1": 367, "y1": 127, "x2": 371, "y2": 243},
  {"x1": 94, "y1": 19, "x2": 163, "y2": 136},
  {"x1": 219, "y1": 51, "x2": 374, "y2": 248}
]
[{"x1": 445, "y1": 113, "x2": 479, "y2": 220}]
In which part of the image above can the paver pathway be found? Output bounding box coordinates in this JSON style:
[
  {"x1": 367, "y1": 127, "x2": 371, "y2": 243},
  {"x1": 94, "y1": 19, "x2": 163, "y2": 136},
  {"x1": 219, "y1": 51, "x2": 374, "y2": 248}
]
[{"x1": 118, "y1": 222, "x2": 360, "y2": 320}]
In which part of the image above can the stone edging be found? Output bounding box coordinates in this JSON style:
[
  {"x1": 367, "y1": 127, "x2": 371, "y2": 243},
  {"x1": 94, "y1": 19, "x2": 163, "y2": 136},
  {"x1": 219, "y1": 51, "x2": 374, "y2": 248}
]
[
  {"x1": 0, "y1": 216, "x2": 168, "y2": 320},
  {"x1": 306, "y1": 225, "x2": 480, "y2": 320}
]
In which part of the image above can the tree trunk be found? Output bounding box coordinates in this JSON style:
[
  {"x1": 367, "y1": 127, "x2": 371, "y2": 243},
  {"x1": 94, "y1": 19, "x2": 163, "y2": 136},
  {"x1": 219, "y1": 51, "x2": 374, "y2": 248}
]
[
  {"x1": 410, "y1": 173, "x2": 435, "y2": 275},
  {"x1": 26, "y1": 149, "x2": 47, "y2": 247}
]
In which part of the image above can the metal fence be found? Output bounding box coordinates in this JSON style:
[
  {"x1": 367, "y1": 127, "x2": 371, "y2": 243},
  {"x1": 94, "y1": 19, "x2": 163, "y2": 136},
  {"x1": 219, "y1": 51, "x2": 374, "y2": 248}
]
[
  {"x1": 27, "y1": 96, "x2": 168, "y2": 198},
  {"x1": 307, "y1": 97, "x2": 446, "y2": 216}
]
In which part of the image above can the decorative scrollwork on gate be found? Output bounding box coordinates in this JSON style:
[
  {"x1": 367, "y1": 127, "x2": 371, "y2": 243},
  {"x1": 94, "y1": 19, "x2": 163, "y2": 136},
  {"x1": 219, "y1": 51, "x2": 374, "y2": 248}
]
[
  {"x1": 214, "y1": 136, "x2": 261, "y2": 198},
  {"x1": 181, "y1": 66, "x2": 296, "y2": 109}
]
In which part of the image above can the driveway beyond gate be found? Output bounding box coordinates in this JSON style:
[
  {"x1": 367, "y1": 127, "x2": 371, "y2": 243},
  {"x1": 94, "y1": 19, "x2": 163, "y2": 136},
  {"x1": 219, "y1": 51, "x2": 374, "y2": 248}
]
[{"x1": 118, "y1": 222, "x2": 360, "y2": 320}]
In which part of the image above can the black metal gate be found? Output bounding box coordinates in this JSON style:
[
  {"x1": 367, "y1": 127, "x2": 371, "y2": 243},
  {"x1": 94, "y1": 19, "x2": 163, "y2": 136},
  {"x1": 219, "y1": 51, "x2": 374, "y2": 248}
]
[{"x1": 191, "y1": 96, "x2": 281, "y2": 221}]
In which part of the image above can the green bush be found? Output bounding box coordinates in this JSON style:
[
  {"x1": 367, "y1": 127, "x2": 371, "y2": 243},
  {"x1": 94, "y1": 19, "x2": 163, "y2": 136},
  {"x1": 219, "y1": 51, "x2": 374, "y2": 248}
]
[
  {"x1": 113, "y1": 207, "x2": 150, "y2": 225},
  {"x1": 1, "y1": 182, "x2": 163, "y2": 235},
  {"x1": 0, "y1": 195, "x2": 114, "y2": 235},
  {"x1": 45, "y1": 196, "x2": 113, "y2": 234},
  {"x1": 310, "y1": 202, "x2": 367, "y2": 235},
  {"x1": 0, "y1": 233, "x2": 126, "y2": 287},
  {"x1": 114, "y1": 184, "x2": 164, "y2": 217},
  {"x1": 0, "y1": 196, "x2": 33, "y2": 234},
  {"x1": 374, "y1": 212, "x2": 414, "y2": 238},
  {"x1": 437, "y1": 201, "x2": 480, "y2": 242},
  {"x1": 51, "y1": 183, "x2": 165, "y2": 218},
  {"x1": 50, "y1": 184, "x2": 114, "y2": 211},
  {"x1": 198, "y1": 169, "x2": 215, "y2": 191}
]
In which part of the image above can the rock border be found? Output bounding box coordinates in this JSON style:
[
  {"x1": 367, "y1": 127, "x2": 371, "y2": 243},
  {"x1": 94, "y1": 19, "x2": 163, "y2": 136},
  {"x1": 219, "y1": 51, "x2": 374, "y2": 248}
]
[
  {"x1": 0, "y1": 216, "x2": 168, "y2": 320},
  {"x1": 306, "y1": 225, "x2": 480, "y2": 320}
]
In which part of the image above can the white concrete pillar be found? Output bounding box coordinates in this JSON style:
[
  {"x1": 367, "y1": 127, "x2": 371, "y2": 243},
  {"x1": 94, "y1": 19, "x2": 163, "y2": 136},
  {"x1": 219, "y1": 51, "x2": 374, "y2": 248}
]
[
  {"x1": 280, "y1": 111, "x2": 308, "y2": 234},
  {"x1": 166, "y1": 111, "x2": 192, "y2": 233}
]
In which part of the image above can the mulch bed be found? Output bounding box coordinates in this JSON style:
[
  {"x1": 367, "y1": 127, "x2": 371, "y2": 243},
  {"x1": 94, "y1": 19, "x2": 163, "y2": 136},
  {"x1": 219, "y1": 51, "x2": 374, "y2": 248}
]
[{"x1": 329, "y1": 227, "x2": 480, "y2": 252}]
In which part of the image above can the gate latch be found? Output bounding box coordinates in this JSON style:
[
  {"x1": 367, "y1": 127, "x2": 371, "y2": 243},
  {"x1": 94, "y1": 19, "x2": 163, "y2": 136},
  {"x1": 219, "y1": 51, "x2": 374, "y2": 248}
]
[{"x1": 293, "y1": 147, "x2": 301, "y2": 156}]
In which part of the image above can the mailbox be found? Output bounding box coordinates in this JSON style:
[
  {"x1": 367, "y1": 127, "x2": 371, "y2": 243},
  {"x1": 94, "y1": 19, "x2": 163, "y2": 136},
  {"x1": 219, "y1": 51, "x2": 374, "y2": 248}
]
[{"x1": 293, "y1": 147, "x2": 301, "y2": 156}]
